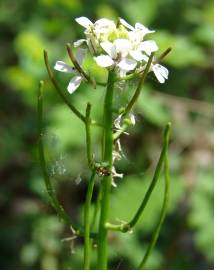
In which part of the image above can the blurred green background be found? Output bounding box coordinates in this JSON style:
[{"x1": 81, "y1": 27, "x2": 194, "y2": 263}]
[{"x1": 0, "y1": 0, "x2": 214, "y2": 269}]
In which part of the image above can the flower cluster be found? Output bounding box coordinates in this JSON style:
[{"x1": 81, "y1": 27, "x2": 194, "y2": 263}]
[{"x1": 54, "y1": 17, "x2": 169, "y2": 93}]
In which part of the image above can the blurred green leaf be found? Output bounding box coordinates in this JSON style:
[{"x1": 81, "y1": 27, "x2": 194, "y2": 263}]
[
  {"x1": 154, "y1": 31, "x2": 206, "y2": 67},
  {"x1": 193, "y1": 23, "x2": 214, "y2": 46},
  {"x1": 189, "y1": 172, "x2": 214, "y2": 260},
  {"x1": 21, "y1": 244, "x2": 39, "y2": 266},
  {"x1": 41, "y1": 254, "x2": 58, "y2": 270},
  {"x1": 96, "y1": 4, "x2": 118, "y2": 21},
  {"x1": 122, "y1": 0, "x2": 159, "y2": 25}
]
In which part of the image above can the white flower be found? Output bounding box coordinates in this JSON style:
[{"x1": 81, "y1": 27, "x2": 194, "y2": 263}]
[
  {"x1": 75, "y1": 17, "x2": 116, "y2": 54},
  {"x1": 129, "y1": 49, "x2": 148, "y2": 62},
  {"x1": 94, "y1": 18, "x2": 116, "y2": 35},
  {"x1": 54, "y1": 48, "x2": 86, "y2": 94},
  {"x1": 126, "y1": 39, "x2": 158, "y2": 68},
  {"x1": 138, "y1": 40, "x2": 158, "y2": 55},
  {"x1": 119, "y1": 18, "x2": 158, "y2": 61},
  {"x1": 75, "y1": 17, "x2": 115, "y2": 31},
  {"x1": 120, "y1": 18, "x2": 155, "y2": 39},
  {"x1": 139, "y1": 54, "x2": 169, "y2": 84},
  {"x1": 152, "y1": 64, "x2": 169, "y2": 83},
  {"x1": 73, "y1": 16, "x2": 169, "y2": 84},
  {"x1": 75, "y1": 17, "x2": 93, "y2": 29},
  {"x1": 94, "y1": 39, "x2": 137, "y2": 75}
]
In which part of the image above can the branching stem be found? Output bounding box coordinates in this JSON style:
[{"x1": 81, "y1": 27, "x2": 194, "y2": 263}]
[
  {"x1": 123, "y1": 53, "x2": 154, "y2": 117},
  {"x1": 38, "y1": 81, "x2": 77, "y2": 231},
  {"x1": 106, "y1": 123, "x2": 171, "y2": 233},
  {"x1": 138, "y1": 123, "x2": 171, "y2": 270},
  {"x1": 38, "y1": 81, "x2": 98, "y2": 240},
  {"x1": 43, "y1": 50, "x2": 86, "y2": 123}
]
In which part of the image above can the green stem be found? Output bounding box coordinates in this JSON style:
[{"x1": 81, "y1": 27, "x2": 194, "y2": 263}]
[
  {"x1": 66, "y1": 43, "x2": 91, "y2": 82},
  {"x1": 128, "y1": 123, "x2": 171, "y2": 228},
  {"x1": 105, "y1": 123, "x2": 171, "y2": 233},
  {"x1": 96, "y1": 81, "x2": 107, "y2": 87},
  {"x1": 43, "y1": 50, "x2": 86, "y2": 123},
  {"x1": 116, "y1": 72, "x2": 138, "y2": 82},
  {"x1": 155, "y1": 47, "x2": 172, "y2": 64},
  {"x1": 97, "y1": 70, "x2": 115, "y2": 270},
  {"x1": 83, "y1": 169, "x2": 96, "y2": 270},
  {"x1": 123, "y1": 53, "x2": 154, "y2": 117},
  {"x1": 113, "y1": 122, "x2": 129, "y2": 141},
  {"x1": 91, "y1": 185, "x2": 101, "y2": 230},
  {"x1": 85, "y1": 103, "x2": 93, "y2": 168},
  {"x1": 138, "y1": 123, "x2": 171, "y2": 270},
  {"x1": 66, "y1": 43, "x2": 98, "y2": 89},
  {"x1": 38, "y1": 81, "x2": 77, "y2": 231}
]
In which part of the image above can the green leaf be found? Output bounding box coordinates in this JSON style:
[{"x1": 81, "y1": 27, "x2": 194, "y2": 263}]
[{"x1": 188, "y1": 172, "x2": 214, "y2": 260}]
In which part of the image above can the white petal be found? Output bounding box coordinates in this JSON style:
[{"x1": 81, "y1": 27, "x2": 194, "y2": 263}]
[
  {"x1": 95, "y1": 18, "x2": 114, "y2": 27},
  {"x1": 142, "y1": 54, "x2": 149, "y2": 62},
  {"x1": 119, "y1": 69, "x2": 127, "y2": 77},
  {"x1": 94, "y1": 28, "x2": 108, "y2": 36},
  {"x1": 139, "y1": 40, "x2": 158, "y2": 55},
  {"x1": 101, "y1": 41, "x2": 116, "y2": 59},
  {"x1": 152, "y1": 65, "x2": 165, "y2": 83},
  {"x1": 75, "y1": 17, "x2": 93, "y2": 29},
  {"x1": 129, "y1": 50, "x2": 147, "y2": 61},
  {"x1": 117, "y1": 58, "x2": 137, "y2": 71},
  {"x1": 86, "y1": 39, "x2": 95, "y2": 54},
  {"x1": 67, "y1": 76, "x2": 82, "y2": 94},
  {"x1": 54, "y1": 61, "x2": 74, "y2": 73},
  {"x1": 119, "y1": 18, "x2": 135, "y2": 30},
  {"x1": 76, "y1": 48, "x2": 87, "y2": 65},
  {"x1": 114, "y1": 39, "x2": 131, "y2": 57},
  {"x1": 157, "y1": 64, "x2": 169, "y2": 79},
  {"x1": 73, "y1": 39, "x2": 86, "y2": 47},
  {"x1": 128, "y1": 31, "x2": 142, "y2": 44},
  {"x1": 160, "y1": 65, "x2": 169, "y2": 79},
  {"x1": 94, "y1": 55, "x2": 114, "y2": 68},
  {"x1": 135, "y1": 23, "x2": 155, "y2": 34}
]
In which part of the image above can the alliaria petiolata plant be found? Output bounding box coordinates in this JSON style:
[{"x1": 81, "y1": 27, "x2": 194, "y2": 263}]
[{"x1": 38, "y1": 16, "x2": 172, "y2": 270}]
